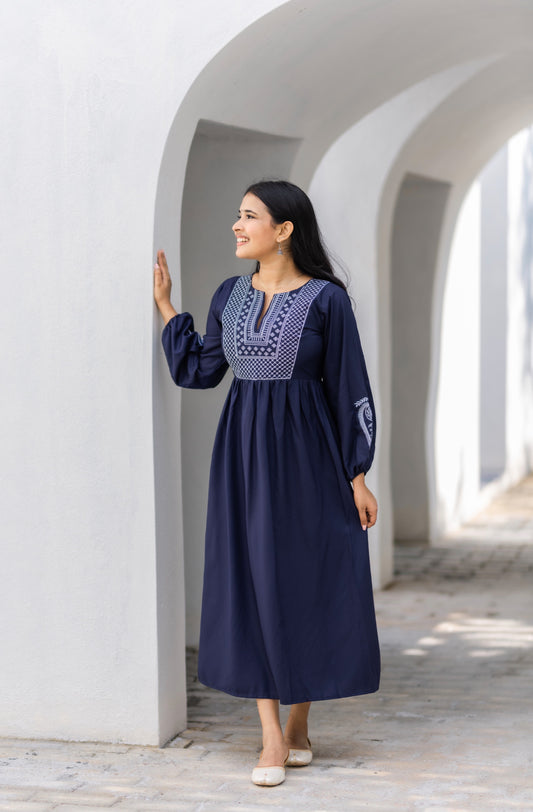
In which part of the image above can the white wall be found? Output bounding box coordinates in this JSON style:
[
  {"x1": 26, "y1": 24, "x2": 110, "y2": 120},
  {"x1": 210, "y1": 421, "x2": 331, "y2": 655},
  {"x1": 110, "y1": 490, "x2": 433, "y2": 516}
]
[
  {"x1": 480, "y1": 147, "x2": 508, "y2": 484},
  {"x1": 434, "y1": 183, "x2": 482, "y2": 532},
  {"x1": 506, "y1": 128, "x2": 533, "y2": 479},
  {"x1": 1, "y1": 4, "x2": 166, "y2": 743},
  {"x1": 391, "y1": 174, "x2": 451, "y2": 543}
]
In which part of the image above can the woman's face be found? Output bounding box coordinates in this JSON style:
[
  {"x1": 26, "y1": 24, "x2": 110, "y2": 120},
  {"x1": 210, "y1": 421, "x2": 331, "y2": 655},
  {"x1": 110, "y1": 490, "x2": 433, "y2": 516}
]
[{"x1": 232, "y1": 193, "x2": 281, "y2": 261}]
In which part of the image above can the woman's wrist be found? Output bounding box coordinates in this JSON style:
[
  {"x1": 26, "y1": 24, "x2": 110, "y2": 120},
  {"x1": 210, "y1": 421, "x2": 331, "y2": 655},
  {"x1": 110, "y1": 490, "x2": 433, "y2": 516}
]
[{"x1": 157, "y1": 300, "x2": 178, "y2": 325}]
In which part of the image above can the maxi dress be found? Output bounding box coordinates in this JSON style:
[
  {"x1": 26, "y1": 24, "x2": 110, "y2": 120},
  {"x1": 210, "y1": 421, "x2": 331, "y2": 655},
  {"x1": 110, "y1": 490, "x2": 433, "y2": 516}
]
[{"x1": 162, "y1": 271, "x2": 380, "y2": 705}]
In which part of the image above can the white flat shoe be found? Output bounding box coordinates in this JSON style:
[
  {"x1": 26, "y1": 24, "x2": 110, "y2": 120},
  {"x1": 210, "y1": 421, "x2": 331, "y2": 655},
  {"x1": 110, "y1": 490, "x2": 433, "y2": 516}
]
[
  {"x1": 286, "y1": 737, "x2": 312, "y2": 767},
  {"x1": 251, "y1": 751, "x2": 289, "y2": 786}
]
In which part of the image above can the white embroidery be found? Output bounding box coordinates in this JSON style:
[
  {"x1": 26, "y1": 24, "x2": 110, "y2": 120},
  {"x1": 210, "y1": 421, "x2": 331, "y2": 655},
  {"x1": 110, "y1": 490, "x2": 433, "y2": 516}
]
[
  {"x1": 222, "y1": 274, "x2": 328, "y2": 380},
  {"x1": 354, "y1": 396, "x2": 373, "y2": 446}
]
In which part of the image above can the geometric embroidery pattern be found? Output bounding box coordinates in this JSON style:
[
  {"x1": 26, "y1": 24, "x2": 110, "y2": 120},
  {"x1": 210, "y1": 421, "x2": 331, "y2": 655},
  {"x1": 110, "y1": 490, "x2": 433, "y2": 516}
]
[{"x1": 222, "y1": 273, "x2": 329, "y2": 380}]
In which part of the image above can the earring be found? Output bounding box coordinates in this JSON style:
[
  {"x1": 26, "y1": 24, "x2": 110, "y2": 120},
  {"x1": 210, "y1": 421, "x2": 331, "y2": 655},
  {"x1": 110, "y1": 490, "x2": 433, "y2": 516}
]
[{"x1": 277, "y1": 241, "x2": 283, "y2": 255}]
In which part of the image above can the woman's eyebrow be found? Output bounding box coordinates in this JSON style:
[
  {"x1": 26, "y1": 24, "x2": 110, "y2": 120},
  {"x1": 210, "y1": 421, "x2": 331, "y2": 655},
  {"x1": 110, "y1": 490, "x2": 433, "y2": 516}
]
[{"x1": 239, "y1": 208, "x2": 257, "y2": 215}]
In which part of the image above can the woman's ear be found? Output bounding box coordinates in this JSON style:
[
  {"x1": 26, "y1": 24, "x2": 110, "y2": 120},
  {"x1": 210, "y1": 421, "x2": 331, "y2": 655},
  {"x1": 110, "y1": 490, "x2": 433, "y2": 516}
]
[{"x1": 278, "y1": 220, "x2": 294, "y2": 240}]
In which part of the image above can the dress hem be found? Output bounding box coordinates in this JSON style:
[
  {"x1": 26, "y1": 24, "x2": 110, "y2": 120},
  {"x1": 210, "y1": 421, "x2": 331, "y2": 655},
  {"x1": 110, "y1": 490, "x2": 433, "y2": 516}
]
[{"x1": 197, "y1": 675, "x2": 380, "y2": 705}]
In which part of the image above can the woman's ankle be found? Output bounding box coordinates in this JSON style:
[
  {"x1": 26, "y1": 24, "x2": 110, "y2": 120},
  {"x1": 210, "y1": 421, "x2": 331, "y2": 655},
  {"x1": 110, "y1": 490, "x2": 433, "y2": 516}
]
[
  {"x1": 285, "y1": 712, "x2": 309, "y2": 735},
  {"x1": 284, "y1": 715, "x2": 309, "y2": 747},
  {"x1": 262, "y1": 730, "x2": 286, "y2": 748}
]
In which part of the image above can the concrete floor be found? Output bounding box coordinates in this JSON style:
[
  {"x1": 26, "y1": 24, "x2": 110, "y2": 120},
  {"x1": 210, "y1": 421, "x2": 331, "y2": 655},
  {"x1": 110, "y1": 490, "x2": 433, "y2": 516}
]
[{"x1": 1, "y1": 477, "x2": 532, "y2": 811}]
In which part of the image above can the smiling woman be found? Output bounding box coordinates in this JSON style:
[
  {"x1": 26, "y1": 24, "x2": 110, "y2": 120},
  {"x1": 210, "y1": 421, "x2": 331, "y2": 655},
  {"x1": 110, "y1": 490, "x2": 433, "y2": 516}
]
[
  {"x1": 233, "y1": 193, "x2": 297, "y2": 264},
  {"x1": 153, "y1": 179, "x2": 379, "y2": 787}
]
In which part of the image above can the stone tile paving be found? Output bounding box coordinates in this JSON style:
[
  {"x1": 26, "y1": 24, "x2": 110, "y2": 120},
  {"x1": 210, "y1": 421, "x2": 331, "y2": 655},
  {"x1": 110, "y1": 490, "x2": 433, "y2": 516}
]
[{"x1": 1, "y1": 476, "x2": 532, "y2": 811}]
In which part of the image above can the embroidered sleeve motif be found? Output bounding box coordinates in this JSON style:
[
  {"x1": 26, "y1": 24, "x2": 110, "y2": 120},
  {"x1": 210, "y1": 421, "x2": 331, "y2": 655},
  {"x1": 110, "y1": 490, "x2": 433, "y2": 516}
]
[{"x1": 354, "y1": 396, "x2": 373, "y2": 447}]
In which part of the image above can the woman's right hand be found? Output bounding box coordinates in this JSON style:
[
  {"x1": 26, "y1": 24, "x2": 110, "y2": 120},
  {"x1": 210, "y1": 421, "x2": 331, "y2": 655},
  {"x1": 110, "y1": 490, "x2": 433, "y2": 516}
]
[
  {"x1": 153, "y1": 249, "x2": 177, "y2": 324},
  {"x1": 154, "y1": 249, "x2": 172, "y2": 305},
  {"x1": 352, "y1": 473, "x2": 378, "y2": 531}
]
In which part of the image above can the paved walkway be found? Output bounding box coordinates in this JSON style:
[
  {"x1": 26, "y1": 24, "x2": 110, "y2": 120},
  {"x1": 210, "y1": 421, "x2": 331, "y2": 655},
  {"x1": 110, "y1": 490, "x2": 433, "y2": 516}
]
[{"x1": 2, "y1": 477, "x2": 533, "y2": 811}]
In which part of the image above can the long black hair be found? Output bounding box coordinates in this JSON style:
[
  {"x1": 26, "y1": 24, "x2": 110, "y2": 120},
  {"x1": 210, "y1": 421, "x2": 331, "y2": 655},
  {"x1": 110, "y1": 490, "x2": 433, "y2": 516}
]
[{"x1": 244, "y1": 180, "x2": 348, "y2": 291}]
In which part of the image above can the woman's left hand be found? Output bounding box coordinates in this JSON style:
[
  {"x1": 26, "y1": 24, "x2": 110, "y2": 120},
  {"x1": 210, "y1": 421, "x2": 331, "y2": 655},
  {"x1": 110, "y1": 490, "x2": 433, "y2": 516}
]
[{"x1": 351, "y1": 473, "x2": 378, "y2": 531}]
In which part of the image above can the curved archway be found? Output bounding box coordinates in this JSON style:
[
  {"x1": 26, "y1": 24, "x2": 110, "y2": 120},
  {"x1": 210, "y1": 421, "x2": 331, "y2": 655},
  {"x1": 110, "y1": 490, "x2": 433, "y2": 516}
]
[
  {"x1": 385, "y1": 54, "x2": 533, "y2": 543},
  {"x1": 152, "y1": 0, "x2": 533, "y2": 735},
  {"x1": 361, "y1": 51, "x2": 533, "y2": 545}
]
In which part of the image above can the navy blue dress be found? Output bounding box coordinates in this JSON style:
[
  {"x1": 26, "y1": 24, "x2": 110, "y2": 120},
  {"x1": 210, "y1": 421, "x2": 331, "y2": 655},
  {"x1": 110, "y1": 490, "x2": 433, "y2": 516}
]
[{"x1": 162, "y1": 272, "x2": 380, "y2": 704}]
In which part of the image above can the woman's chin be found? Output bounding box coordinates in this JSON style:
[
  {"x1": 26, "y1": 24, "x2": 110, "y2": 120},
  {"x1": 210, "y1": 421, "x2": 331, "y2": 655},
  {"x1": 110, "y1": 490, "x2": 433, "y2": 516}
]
[{"x1": 236, "y1": 249, "x2": 255, "y2": 261}]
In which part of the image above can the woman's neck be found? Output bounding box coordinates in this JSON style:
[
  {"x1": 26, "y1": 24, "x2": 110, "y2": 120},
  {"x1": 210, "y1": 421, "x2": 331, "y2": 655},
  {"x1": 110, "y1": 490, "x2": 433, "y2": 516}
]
[{"x1": 253, "y1": 258, "x2": 308, "y2": 290}]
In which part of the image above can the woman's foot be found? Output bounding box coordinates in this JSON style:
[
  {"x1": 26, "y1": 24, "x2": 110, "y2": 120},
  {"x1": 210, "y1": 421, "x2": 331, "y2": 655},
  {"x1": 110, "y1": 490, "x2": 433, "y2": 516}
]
[
  {"x1": 284, "y1": 722, "x2": 312, "y2": 766},
  {"x1": 256, "y1": 739, "x2": 290, "y2": 767},
  {"x1": 252, "y1": 740, "x2": 289, "y2": 786},
  {"x1": 253, "y1": 698, "x2": 290, "y2": 786}
]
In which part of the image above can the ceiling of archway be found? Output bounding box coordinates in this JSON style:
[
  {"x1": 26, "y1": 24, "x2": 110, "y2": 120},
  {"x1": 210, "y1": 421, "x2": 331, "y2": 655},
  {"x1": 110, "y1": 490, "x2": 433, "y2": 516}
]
[{"x1": 179, "y1": 0, "x2": 533, "y2": 181}]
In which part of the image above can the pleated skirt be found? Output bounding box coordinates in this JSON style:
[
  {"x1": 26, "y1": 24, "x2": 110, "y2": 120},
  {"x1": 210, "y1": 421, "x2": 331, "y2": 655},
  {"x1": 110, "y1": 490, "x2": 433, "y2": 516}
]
[{"x1": 197, "y1": 377, "x2": 380, "y2": 704}]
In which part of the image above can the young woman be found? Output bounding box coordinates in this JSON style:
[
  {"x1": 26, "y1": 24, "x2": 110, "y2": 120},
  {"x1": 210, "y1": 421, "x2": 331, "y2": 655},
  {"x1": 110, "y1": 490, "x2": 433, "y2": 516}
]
[{"x1": 153, "y1": 180, "x2": 380, "y2": 787}]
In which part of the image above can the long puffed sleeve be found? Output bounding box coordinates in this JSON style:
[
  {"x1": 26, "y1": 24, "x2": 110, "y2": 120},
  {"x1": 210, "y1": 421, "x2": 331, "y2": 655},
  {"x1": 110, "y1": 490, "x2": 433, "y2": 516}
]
[
  {"x1": 161, "y1": 278, "x2": 233, "y2": 389},
  {"x1": 321, "y1": 285, "x2": 376, "y2": 480}
]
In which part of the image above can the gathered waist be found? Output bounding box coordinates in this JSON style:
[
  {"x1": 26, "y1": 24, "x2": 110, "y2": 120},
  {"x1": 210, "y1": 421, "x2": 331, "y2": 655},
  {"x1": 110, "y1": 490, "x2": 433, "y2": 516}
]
[{"x1": 231, "y1": 376, "x2": 323, "y2": 385}]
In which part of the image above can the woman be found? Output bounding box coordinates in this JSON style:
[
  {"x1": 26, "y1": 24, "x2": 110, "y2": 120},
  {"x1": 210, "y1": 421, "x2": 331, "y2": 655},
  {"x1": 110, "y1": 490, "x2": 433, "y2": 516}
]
[{"x1": 153, "y1": 180, "x2": 380, "y2": 787}]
